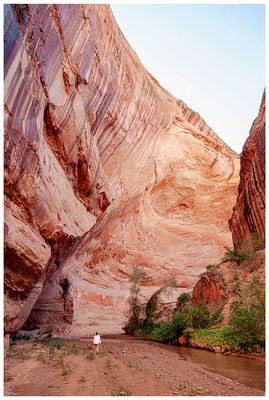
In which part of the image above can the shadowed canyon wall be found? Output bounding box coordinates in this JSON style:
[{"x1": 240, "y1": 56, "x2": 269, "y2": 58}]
[
  {"x1": 4, "y1": 4, "x2": 240, "y2": 335},
  {"x1": 229, "y1": 91, "x2": 265, "y2": 245}
]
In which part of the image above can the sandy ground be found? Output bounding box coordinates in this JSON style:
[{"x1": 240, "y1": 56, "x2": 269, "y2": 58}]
[{"x1": 4, "y1": 335, "x2": 264, "y2": 396}]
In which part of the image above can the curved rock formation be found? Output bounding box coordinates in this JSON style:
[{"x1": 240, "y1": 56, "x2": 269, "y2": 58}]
[
  {"x1": 229, "y1": 91, "x2": 265, "y2": 245},
  {"x1": 192, "y1": 272, "x2": 227, "y2": 309},
  {"x1": 4, "y1": 4, "x2": 239, "y2": 335}
]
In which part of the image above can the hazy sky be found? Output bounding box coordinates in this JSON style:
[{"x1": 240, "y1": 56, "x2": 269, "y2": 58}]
[{"x1": 111, "y1": 4, "x2": 265, "y2": 153}]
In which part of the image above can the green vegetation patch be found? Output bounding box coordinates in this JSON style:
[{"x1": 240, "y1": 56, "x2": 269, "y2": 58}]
[{"x1": 192, "y1": 327, "x2": 230, "y2": 347}]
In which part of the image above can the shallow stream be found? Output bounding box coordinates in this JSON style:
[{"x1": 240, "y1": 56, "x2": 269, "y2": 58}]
[
  {"x1": 103, "y1": 335, "x2": 265, "y2": 391},
  {"x1": 171, "y1": 345, "x2": 264, "y2": 391}
]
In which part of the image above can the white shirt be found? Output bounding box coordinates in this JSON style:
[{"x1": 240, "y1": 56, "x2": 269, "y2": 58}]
[{"x1": 93, "y1": 334, "x2": 101, "y2": 344}]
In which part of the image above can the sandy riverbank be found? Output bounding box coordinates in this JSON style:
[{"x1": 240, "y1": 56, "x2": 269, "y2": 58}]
[{"x1": 4, "y1": 335, "x2": 264, "y2": 396}]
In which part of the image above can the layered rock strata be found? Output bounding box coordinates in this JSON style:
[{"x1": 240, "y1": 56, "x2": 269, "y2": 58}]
[
  {"x1": 229, "y1": 91, "x2": 265, "y2": 245},
  {"x1": 4, "y1": 4, "x2": 239, "y2": 335}
]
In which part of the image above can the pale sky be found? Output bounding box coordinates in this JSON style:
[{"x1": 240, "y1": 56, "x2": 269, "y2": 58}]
[{"x1": 111, "y1": 4, "x2": 265, "y2": 153}]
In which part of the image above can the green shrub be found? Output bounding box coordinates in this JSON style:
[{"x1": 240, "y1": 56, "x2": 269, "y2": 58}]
[
  {"x1": 172, "y1": 311, "x2": 188, "y2": 336},
  {"x1": 210, "y1": 305, "x2": 224, "y2": 325},
  {"x1": 137, "y1": 309, "x2": 187, "y2": 342},
  {"x1": 221, "y1": 276, "x2": 265, "y2": 353},
  {"x1": 222, "y1": 246, "x2": 246, "y2": 265},
  {"x1": 193, "y1": 327, "x2": 228, "y2": 346},
  {"x1": 150, "y1": 320, "x2": 176, "y2": 342},
  {"x1": 191, "y1": 303, "x2": 210, "y2": 329},
  {"x1": 138, "y1": 320, "x2": 156, "y2": 336},
  {"x1": 224, "y1": 303, "x2": 265, "y2": 351}
]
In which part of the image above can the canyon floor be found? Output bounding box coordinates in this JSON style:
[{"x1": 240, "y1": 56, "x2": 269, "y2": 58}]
[{"x1": 4, "y1": 335, "x2": 264, "y2": 396}]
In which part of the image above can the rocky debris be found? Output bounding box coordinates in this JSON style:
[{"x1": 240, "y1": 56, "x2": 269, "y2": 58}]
[
  {"x1": 229, "y1": 91, "x2": 265, "y2": 245},
  {"x1": 178, "y1": 335, "x2": 187, "y2": 346}
]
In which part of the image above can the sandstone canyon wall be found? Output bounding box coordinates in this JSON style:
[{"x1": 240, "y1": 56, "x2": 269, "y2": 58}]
[
  {"x1": 191, "y1": 91, "x2": 265, "y2": 315},
  {"x1": 229, "y1": 91, "x2": 265, "y2": 245},
  {"x1": 4, "y1": 4, "x2": 239, "y2": 335}
]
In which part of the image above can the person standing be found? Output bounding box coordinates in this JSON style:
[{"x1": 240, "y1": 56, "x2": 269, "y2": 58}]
[{"x1": 93, "y1": 332, "x2": 101, "y2": 353}]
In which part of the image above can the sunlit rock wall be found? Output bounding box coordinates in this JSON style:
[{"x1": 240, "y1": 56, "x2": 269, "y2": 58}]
[{"x1": 4, "y1": 4, "x2": 239, "y2": 335}]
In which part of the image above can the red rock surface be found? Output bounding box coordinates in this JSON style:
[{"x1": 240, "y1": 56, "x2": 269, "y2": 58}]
[
  {"x1": 192, "y1": 272, "x2": 227, "y2": 308},
  {"x1": 229, "y1": 91, "x2": 265, "y2": 245},
  {"x1": 4, "y1": 4, "x2": 239, "y2": 335}
]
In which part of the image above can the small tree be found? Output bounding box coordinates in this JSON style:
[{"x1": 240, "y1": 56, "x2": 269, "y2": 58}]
[
  {"x1": 176, "y1": 292, "x2": 191, "y2": 309},
  {"x1": 144, "y1": 274, "x2": 177, "y2": 327},
  {"x1": 123, "y1": 266, "x2": 147, "y2": 335}
]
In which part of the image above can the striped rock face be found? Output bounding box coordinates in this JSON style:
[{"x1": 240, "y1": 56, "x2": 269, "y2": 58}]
[
  {"x1": 229, "y1": 92, "x2": 265, "y2": 246},
  {"x1": 4, "y1": 4, "x2": 239, "y2": 335}
]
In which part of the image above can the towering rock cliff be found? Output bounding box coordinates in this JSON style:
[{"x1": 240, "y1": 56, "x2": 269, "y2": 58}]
[
  {"x1": 4, "y1": 4, "x2": 239, "y2": 335},
  {"x1": 229, "y1": 92, "x2": 265, "y2": 245}
]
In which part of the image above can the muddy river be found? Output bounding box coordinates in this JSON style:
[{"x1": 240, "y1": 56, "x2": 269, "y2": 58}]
[{"x1": 153, "y1": 342, "x2": 265, "y2": 391}]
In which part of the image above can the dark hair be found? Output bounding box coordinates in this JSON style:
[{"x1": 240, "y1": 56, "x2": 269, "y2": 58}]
[{"x1": 96, "y1": 332, "x2": 98, "y2": 335}]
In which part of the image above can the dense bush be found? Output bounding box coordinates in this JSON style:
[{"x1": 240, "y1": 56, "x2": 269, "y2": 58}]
[
  {"x1": 222, "y1": 246, "x2": 247, "y2": 265},
  {"x1": 172, "y1": 310, "x2": 188, "y2": 334},
  {"x1": 222, "y1": 276, "x2": 264, "y2": 353},
  {"x1": 192, "y1": 327, "x2": 230, "y2": 346},
  {"x1": 190, "y1": 303, "x2": 210, "y2": 328},
  {"x1": 137, "y1": 302, "x2": 211, "y2": 343},
  {"x1": 150, "y1": 320, "x2": 177, "y2": 342},
  {"x1": 223, "y1": 302, "x2": 265, "y2": 352}
]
